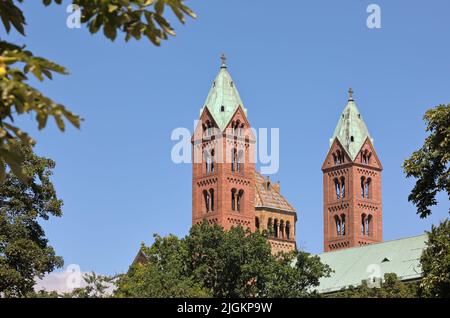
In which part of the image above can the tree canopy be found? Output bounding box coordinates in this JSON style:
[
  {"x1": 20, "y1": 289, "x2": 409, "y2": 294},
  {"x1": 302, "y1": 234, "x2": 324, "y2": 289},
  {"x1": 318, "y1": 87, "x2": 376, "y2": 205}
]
[
  {"x1": 0, "y1": 0, "x2": 196, "y2": 182},
  {"x1": 419, "y1": 218, "x2": 450, "y2": 298},
  {"x1": 403, "y1": 104, "x2": 450, "y2": 218},
  {"x1": 331, "y1": 273, "x2": 419, "y2": 298},
  {"x1": 114, "y1": 221, "x2": 332, "y2": 298},
  {"x1": 0, "y1": 144, "x2": 63, "y2": 297}
]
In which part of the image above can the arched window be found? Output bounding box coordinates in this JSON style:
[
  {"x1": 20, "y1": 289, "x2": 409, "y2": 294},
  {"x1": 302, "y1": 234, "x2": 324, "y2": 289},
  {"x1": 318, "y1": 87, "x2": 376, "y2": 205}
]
[
  {"x1": 334, "y1": 215, "x2": 341, "y2": 237},
  {"x1": 204, "y1": 150, "x2": 210, "y2": 173},
  {"x1": 334, "y1": 178, "x2": 340, "y2": 199},
  {"x1": 340, "y1": 214, "x2": 346, "y2": 236},
  {"x1": 209, "y1": 189, "x2": 214, "y2": 211},
  {"x1": 210, "y1": 149, "x2": 215, "y2": 173},
  {"x1": 366, "y1": 215, "x2": 372, "y2": 236},
  {"x1": 361, "y1": 150, "x2": 371, "y2": 164},
  {"x1": 279, "y1": 220, "x2": 285, "y2": 239},
  {"x1": 339, "y1": 150, "x2": 345, "y2": 163},
  {"x1": 340, "y1": 177, "x2": 346, "y2": 198},
  {"x1": 233, "y1": 120, "x2": 241, "y2": 135},
  {"x1": 203, "y1": 190, "x2": 210, "y2": 213},
  {"x1": 361, "y1": 176, "x2": 366, "y2": 198},
  {"x1": 361, "y1": 214, "x2": 372, "y2": 236},
  {"x1": 205, "y1": 120, "x2": 212, "y2": 136},
  {"x1": 365, "y1": 178, "x2": 371, "y2": 199},
  {"x1": 361, "y1": 213, "x2": 366, "y2": 235},
  {"x1": 231, "y1": 188, "x2": 237, "y2": 211},
  {"x1": 237, "y1": 189, "x2": 244, "y2": 212},
  {"x1": 333, "y1": 153, "x2": 337, "y2": 165},
  {"x1": 267, "y1": 218, "x2": 273, "y2": 236},
  {"x1": 336, "y1": 150, "x2": 342, "y2": 164},
  {"x1": 286, "y1": 221, "x2": 291, "y2": 239},
  {"x1": 255, "y1": 217, "x2": 260, "y2": 229},
  {"x1": 220, "y1": 105, "x2": 225, "y2": 112},
  {"x1": 237, "y1": 150, "x2": 244, "y2": 172},
  {"x1": 274, "y1": 219, "x2": 279, "y2": 238},
  {"x1": 231, "y1": 148, "x2": 237, "y2": 172}
]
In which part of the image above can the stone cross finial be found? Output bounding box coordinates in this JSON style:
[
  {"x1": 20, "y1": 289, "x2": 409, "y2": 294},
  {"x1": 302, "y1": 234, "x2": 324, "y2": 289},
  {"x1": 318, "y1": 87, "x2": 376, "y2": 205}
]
[
  {"x1": 348, "y1": 88, "x2": 354, "y2": 101},
  {"x1": 220, "y1": 54, "x2": 227, "y2": 67}
]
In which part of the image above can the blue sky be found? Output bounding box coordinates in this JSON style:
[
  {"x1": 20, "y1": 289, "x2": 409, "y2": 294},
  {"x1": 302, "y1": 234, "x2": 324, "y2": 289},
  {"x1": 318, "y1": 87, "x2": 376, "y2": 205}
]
[{"x1": 8, "y1": 0, "x2": 449, "y2": 275}]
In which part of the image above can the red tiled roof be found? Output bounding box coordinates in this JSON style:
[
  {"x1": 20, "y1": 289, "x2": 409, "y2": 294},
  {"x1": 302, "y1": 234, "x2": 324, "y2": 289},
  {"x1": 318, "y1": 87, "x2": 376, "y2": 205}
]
[{"x1": 254, "y1": 172, "x2": 296, "y2": 212}]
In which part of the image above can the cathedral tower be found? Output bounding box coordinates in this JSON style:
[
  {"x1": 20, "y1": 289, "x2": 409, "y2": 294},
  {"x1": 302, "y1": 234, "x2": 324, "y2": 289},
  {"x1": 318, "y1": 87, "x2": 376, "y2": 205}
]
[
  {"x1": 322, "y1": 89, "x2": 383, "y2": 252},
  {"x1": 192, "y1": 56, "x2": 256, "y2": 231}
]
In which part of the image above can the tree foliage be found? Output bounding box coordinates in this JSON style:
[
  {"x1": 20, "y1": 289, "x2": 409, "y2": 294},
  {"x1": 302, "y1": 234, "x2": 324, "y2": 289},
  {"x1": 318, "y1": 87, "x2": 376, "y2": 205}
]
[
  {"x1": 331, "y1": 273, "x2": 419, "y2": 298},
  {"x1": 115, "y1": 221, "x2": 332, "y2": 298},
  {"x1": 0, "y1": 144, "x2": 63, "y2": 297},
  {"x1": 419, "y1": 218, "x2": 450, "y2": 298},
  {"x1": 403, "y1": 104, "x2": 450, "y2": 218},
  {"x1": 0, "y1": 0, "x2": 195, "y2": 181},
  {"x1": 62, "y1": 272, "x2": 115, "y2": 298},
  {"x1": 115, "y1": 235, "x2": 209, "y2": 298}
]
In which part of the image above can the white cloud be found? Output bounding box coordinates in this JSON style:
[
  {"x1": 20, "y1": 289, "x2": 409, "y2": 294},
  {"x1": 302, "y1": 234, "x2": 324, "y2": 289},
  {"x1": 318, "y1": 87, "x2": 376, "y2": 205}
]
[{"x1": 34, "y1": 271, "x2": 89, "y2": 294}]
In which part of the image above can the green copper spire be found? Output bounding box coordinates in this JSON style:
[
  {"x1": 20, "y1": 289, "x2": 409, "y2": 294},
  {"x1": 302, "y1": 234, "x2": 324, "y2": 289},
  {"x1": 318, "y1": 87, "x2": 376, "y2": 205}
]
[
  {"x1": 200, "y1": 55, "x2": 247, "y2": 131},
  {"x1": 330, "y1": 88, "x2": 373, "y2": 160}
]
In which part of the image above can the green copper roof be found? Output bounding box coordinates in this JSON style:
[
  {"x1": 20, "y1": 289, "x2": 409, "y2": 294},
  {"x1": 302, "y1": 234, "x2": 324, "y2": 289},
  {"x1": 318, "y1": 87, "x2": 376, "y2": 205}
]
[
  {"x1": 201, "y1": 65, "x2": 247, "y2": 131},
  {"x1": 316, "y1": 234, "x2": 427, "y2": 294},
  {"x1": 330, "y1": 95, "x2": 373, "y2": 160}
]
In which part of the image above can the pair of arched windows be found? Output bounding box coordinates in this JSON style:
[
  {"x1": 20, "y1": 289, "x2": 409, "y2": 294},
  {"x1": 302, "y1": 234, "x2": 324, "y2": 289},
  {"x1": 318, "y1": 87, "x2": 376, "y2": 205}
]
[
  {"x1": 231, "y1": 188, "x2": 244, "y2": 212},
  {"x1": 333, "y1": 150, "x2": 345, "y2": 165},
  {"x1": 204, "y1": 149, "x2": 215, "y2": 174},
  {"x1": 203, "y1": 189, "x2": 215, "y2": 213},
  {"x1": 334, "y1": 214, "x2": 346, "y2": 236},
  {"x1": 361, "y1": 150, "x2": 372, "y2": 164},
  {"x1": 361, "y1": 214, "x2": 373, "y2": 236},
  {"x1": 231, "y1": 148, "x2": 244, "y2": 173},
  {"x1": 231, "y1": 120, "x2": 244, "y2": 136},
  {"x1": 266, "y1": 218, "x2": 291, "y2": 240},
  {"x1": 202, "y1": 120, "x2": 214, "y2": 136},
  {"x1": 360, "y1": 177, "x2": 371, "y2": 199},
  {"x1": 334, "y1": 177, "x2": 346, "y2": 199}
]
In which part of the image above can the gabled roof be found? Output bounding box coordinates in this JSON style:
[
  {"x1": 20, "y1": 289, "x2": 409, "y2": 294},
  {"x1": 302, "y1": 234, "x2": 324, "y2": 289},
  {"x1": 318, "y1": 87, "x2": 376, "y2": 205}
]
[
  {"x1": 200, "y1": 65, "x2": 248, "y2": 131},
  {"x1": 254, "y1": 172, "x2": 296, "y2": 213},
  {"x1": 330, "y1": 96, "x2": 373, "y2": 161},
  {"x1": 316, "y1": 234, "x2": 427, "y2": 294}
]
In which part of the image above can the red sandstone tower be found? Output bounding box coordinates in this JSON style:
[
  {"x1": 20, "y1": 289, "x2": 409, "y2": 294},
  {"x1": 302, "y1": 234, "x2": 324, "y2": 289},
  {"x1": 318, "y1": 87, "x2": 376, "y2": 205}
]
[
  {"x1": 191, "y1": 56, "x2": 256, "y2": 231},
  {"x1": 322, "y1": 89, "x2": 383, "y2": 252}
]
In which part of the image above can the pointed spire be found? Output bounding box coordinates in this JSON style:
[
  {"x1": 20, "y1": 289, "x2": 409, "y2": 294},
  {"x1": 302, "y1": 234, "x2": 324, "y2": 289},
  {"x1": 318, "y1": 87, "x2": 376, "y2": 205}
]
[
  {"x1": 330, "y1": 89, "x2": 373, "y2": 160},
  {"x1": 200, "y1": 56, "x2": 247, "y2": 131}
]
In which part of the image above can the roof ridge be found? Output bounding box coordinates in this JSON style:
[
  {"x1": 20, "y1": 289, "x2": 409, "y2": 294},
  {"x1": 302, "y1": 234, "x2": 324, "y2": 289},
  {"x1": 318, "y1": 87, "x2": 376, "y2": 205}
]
[{"x1": 318, "y1": 233, "x2": 427, "y2": 255}]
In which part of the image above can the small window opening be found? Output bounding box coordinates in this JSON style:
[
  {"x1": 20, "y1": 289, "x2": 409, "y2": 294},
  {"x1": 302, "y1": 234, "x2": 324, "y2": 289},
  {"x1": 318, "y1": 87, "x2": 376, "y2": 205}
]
[
  {"x1": 220, "y1": 105, "x2": 225, "y2": 112},
  {"x1": 350, "y1": 136, "x2": 354, "y2": 142}
]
